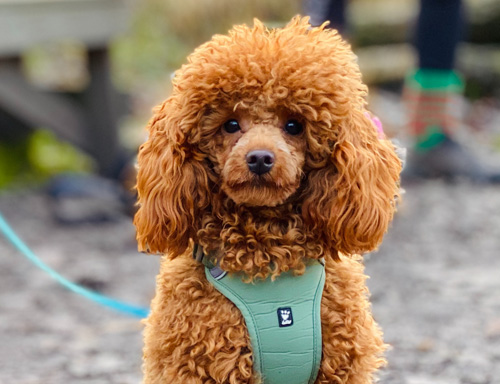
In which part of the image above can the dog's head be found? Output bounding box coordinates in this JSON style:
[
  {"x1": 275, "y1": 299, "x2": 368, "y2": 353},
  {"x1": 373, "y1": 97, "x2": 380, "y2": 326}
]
[{"x1": 134, "y1": 17, "x2": 401, "y2": 261}]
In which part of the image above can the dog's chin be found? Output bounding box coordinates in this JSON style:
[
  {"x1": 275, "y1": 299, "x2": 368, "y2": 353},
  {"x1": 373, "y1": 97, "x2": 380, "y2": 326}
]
[{"x1": 223, "y1": 179, "x2": 299, "y2": 207}]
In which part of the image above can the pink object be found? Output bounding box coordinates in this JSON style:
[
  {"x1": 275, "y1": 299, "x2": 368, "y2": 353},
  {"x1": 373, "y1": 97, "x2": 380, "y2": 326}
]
[{"x1": 365, "y1": 112, "x2": 384, "y2": 138}]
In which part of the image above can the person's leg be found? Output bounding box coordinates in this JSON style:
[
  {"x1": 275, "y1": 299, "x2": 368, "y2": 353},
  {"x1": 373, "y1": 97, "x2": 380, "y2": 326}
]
[
  {"x1": 305, "y1": 0, "x2": 346, "y2": 32},
  {"x1": 405, "y1": 0, "x2": 500, "y2": 181},
  {"x1": 325, "y1": 0, "x2": 347, "y2": 33},
  {"x1": 406, "y1": 0, "x2": 463, "y2": 153},
  {"x1": 416, "y1": 0, "x2": 463, "y2": 70}
]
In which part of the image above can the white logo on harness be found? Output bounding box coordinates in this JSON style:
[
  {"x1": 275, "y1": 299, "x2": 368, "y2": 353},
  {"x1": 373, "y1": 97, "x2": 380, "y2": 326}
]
[{"x1": 277, "y1": 307, "x2": 293, "y2": 327}]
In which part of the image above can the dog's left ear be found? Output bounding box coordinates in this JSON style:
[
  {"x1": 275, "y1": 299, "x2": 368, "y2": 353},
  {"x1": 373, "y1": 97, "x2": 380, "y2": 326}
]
[
  {"x1": 134, "y1": 100, "x2": 211, "y2": 256},
  {"x1": 302, "y1": 109, "x2": 401, "y2": 257}
]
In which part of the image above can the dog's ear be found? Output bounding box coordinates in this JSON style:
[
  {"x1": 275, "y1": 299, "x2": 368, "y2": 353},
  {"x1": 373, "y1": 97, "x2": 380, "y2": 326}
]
[
  {"x1": 302, "y1": 109, "x2": 401, "y2": 257},
  {"x1": 134, "y1": 100, "x2": 211, "y2": 256}
]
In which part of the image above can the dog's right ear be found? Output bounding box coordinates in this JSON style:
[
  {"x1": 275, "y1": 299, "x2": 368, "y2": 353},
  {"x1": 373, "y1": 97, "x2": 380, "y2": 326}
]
[
  {"x1": 301, "y1": 110, "x2": 401, "y2": 258},
  {"x1": 134, "y1": 99, "x2": 211, "y2": 256}
]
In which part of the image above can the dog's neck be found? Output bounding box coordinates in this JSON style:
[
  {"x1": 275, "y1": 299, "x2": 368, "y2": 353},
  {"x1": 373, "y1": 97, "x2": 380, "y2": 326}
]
[{"x1": 197, "y1": 199, "x2": 325, "y2": 279}]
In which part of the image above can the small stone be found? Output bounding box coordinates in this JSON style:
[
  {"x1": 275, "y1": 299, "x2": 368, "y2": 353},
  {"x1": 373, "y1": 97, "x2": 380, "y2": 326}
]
[
  {"x1": 417, "y1": 338, "x2": 435, "y2": 352},
  {"x1": 485, "y1": 318, "x2": 500, "y2": 339}
]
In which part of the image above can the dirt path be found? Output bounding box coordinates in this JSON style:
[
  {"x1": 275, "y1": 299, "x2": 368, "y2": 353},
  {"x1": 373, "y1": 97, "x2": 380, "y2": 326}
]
[
  {"x1": 1, "y1": 180, "x2": 499, "y2": 383},
  {"x1": 370, "y1": 181, "x2": 500, "y2": 384}
]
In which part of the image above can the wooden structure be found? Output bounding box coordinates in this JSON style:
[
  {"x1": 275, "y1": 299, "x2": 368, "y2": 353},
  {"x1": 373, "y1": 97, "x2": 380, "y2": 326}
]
[{"x1": 0, "y1": 0, "x2": 131, "y2": 177}]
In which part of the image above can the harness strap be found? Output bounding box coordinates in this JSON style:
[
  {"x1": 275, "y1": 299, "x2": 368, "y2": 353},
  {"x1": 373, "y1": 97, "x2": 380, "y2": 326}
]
[{"x1": 195, "y1": 246, "x2": 325, "y2": 384}]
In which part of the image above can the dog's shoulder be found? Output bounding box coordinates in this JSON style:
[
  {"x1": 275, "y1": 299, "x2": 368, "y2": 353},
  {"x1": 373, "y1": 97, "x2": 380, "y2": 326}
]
[
  {"x1": 154, "y1": 254, "x2": 209, "y2": 296},
  {"x1": 154, "y1": 253, "x2": 241, "y2": 313},
  {"x1": 144, "y1": 254, "x2": 253, "y2": 383}
]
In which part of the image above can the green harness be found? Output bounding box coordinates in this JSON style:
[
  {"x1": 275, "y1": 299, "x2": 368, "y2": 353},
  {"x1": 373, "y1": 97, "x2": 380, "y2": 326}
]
[{"x1": 194, "y1": 246, "x2": 325, "y2": 384}]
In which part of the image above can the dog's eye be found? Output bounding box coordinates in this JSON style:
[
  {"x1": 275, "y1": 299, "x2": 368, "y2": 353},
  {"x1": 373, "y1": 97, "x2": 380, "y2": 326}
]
[
  {"x1": 284, "y1": 120, "x2": 303, "y2": 135},
  {"x1": 223, "y1": 119, "x2": 241, "y2": 133}
]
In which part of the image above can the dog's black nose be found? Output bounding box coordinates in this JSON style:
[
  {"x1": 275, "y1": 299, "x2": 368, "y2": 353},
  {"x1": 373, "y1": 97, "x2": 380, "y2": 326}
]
[{"x1": 246, "y1": 150, "x2": 275, "y2": 175}]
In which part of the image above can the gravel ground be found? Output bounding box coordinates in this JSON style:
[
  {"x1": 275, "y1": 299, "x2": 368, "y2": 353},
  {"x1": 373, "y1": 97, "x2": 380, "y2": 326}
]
[{"x1": 1, "y1": 180, "x2": 499, "y2": 384}]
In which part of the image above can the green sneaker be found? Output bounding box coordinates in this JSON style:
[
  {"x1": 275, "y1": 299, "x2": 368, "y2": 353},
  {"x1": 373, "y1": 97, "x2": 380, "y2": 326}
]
[{"x1": 403, "y1": 69, "x2": 500, "y2": 182}]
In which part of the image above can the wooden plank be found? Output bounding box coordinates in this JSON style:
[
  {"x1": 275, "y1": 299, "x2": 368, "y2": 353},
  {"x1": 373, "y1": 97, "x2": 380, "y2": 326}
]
[
  {"x1": 82, "y1": 48, "x2": 120, "y2": 176},
  {"x1": 0, "y1": 59, "x2": 89, "y2": 150},
  {"x1": 0, "y1": 0, "x2": 131, "y2": 56},
  {"x1": 356, "y1": 43, "x2": 500, "y2": 85}
]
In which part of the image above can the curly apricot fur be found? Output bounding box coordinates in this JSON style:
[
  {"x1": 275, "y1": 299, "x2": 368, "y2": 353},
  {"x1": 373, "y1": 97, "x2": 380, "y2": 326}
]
[{"x1": 136, "y1": 17, "x2": 401, "y2": 384}]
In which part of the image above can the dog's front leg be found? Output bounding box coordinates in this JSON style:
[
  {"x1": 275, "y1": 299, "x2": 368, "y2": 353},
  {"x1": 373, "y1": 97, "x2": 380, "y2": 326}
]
[
  {"x1": 143, "y1": 256, "x2": 255, "y2": 384},
  {"x1": 315, "y1": 257, "x2": 387, "y2": 384}
]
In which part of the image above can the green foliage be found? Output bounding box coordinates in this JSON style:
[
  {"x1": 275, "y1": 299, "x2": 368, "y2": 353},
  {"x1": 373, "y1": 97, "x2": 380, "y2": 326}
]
[
  {"x1": 27, "y1": 130, "x2": 93, "y2": 176},
  {"x1": 112, "y1": 0, "x2": 301, "y2": 88},
  {"x1": 0, "y1": 130, "x2": 93, "y2": 189},
  {"x1": 0, "y1": 139, "x2": 30, "y2": 188}
]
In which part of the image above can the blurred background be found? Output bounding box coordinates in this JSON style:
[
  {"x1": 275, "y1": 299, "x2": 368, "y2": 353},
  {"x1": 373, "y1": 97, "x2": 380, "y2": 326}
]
[{"x1": 0, "y1": 0, "x2": 499, "y2": 383}]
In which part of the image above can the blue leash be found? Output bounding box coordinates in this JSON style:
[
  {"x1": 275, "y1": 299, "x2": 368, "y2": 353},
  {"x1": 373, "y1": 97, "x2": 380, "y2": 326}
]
[{"x1": 0, "y1": 212, "x2": 150, "y2": 319}]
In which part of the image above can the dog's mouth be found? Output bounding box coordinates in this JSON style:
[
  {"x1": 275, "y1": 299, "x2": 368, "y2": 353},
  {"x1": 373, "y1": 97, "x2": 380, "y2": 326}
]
[
  {"x1": 235, "y1": 174, "x2": 278, "y2": 188},
  {"x1": 222, "y1": 172, "x2": 301, "y2": 207}
]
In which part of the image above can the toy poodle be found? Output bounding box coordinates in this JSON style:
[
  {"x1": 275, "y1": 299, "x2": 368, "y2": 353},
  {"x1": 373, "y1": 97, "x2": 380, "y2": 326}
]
[{"x1": 134, "y1": 16, "x2": 401, "y2": 384}]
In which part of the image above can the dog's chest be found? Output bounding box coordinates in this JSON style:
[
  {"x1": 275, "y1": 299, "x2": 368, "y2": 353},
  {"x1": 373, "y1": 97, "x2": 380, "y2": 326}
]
[{"x1": 205, "y1": 260, "x2": 325, "y2": 384}]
